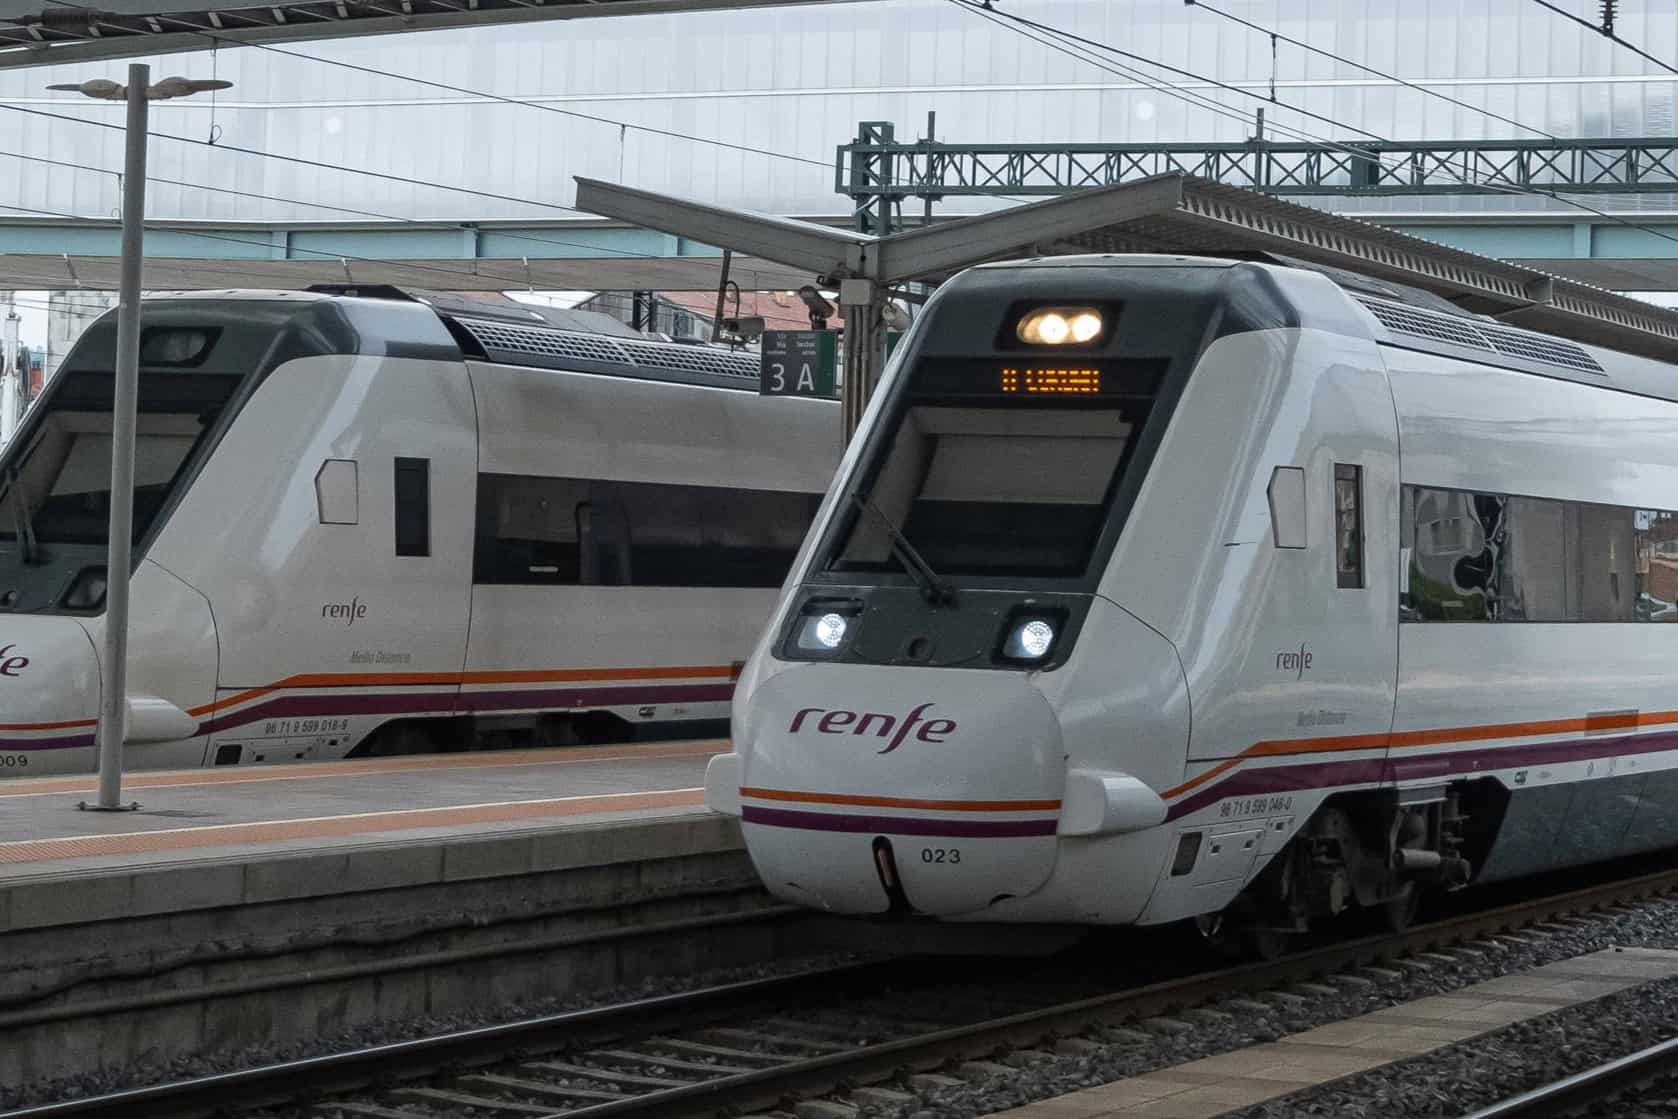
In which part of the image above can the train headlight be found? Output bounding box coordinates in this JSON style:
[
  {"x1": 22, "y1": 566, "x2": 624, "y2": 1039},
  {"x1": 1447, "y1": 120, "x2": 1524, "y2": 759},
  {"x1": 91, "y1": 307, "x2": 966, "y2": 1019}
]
[
  {"x1": 1003, "y1": 618, "x2": 1057, "y2": 661},
  {"x1": 793, "y1": 604, "x2": 860, "y2": 657},
  {"x1": 1016, "y1": 306, "x2": 1105, "y2": 346},
  {"x1": 813, "y1": 613, "x2": 848, "y2": 648}
]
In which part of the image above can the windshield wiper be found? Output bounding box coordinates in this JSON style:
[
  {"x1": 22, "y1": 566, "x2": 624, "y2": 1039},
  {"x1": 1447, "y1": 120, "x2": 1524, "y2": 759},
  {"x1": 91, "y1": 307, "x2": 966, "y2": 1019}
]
[
  {"x1": 5, "y1": 469, "x2": 37, "y2": 566},
  {"x1": 850, "y1": 492, "x2": 956, "y2": 606}
]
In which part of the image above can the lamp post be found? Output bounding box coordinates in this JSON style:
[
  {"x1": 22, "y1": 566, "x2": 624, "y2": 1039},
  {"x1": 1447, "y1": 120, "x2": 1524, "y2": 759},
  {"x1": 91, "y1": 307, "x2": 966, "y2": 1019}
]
[{"x1": 50, "y1": 65, "x2": 231, "y2": 812}]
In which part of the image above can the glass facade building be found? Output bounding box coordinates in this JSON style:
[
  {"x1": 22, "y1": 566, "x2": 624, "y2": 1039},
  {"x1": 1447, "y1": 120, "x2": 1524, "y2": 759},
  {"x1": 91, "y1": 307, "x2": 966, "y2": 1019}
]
[{"x1": 0, "y1": 0, "x2": 1674, "y2": 227}]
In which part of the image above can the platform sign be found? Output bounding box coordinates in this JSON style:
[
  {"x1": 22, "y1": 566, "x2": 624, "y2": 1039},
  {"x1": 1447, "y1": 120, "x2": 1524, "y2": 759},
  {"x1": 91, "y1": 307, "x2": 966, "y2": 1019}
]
[{"x1": 760, "y1": 331, "x2": 837, "y2": 399}]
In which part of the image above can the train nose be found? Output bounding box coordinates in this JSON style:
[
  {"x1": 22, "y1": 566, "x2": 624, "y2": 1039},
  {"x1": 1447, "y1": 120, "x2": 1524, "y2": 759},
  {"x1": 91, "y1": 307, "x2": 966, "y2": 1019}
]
[
  {"x1": 0, "y1": 617, "x2": 100, "y2": 764},
  {"x1": 731, "y1": 666, "x2": 1064, "y2": 917}
]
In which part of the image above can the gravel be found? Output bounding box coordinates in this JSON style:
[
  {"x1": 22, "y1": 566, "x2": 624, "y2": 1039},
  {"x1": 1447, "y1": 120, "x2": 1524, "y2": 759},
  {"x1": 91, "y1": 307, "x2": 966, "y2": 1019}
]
[{"x1": 838, "y1": 897, "x2": 1678, "y2": 1119}]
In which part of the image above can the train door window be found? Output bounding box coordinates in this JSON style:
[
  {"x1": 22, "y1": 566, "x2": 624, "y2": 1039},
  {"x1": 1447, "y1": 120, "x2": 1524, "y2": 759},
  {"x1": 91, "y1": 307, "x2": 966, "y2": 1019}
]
[
  {"x1": 1334, "y1": 463, "x2": 1364, "y2": 589},
  {"x1": 315, "y1": 459, "x2": 358, "y2": 525},
  {"x1": 394, "y1": 457, "x2": 430, "y2": 557}
]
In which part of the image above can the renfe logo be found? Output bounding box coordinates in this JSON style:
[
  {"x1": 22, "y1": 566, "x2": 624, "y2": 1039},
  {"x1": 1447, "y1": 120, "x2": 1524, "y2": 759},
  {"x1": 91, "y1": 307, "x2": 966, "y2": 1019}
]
[
  {"x1": 323, "y1": 598, "x2": 368, "y2": 626},
  {"x1": 788, "y1": 702, "x2": 957, "y2": 755},
  {"x1": 1276, "y1": 643, "x2": 1312, "y2": 679},
  {"x1": 0, "y1": 644, "x2": 27, "y2": 677}
]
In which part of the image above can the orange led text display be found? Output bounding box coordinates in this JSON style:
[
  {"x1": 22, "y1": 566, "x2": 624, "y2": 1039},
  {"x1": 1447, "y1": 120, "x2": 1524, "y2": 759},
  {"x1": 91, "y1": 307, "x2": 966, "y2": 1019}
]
[{"x1": 999, "y1": 367, "x2": 1102, "y2": 395}]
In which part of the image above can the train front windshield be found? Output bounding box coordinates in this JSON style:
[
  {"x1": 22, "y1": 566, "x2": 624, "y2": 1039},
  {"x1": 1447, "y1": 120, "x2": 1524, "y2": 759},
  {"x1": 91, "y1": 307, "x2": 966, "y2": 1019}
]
[
  {"x1": 822, "y1": 352, "x2": 1165, "y2": 585},
  {"x1": 829, "y1": 402, "x2": 1139, "y2": 578}
]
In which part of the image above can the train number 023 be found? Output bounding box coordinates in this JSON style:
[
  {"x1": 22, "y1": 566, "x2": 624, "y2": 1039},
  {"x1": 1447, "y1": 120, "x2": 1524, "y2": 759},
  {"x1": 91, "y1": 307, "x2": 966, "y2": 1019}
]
[{"x1": 920, "y1": 847, "x2": 962, "y2": 864}]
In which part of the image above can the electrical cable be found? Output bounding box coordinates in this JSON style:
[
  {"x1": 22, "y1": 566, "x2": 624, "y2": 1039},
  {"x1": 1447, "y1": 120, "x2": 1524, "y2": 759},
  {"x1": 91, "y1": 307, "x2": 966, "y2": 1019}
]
[
  {"x1": 0, "y1": 148, "x2": 669, "y2": 263},
  {"x1": 1528, "y1": 0, "x2": 1678, "y2": 77},
  {"x1": 0, "y1": 102, "x2": 585, "y2": 216},
  {"x1": 950, "y1": 0, "x2": 1678, "y2": 256},
  {"x1": 1185, "y1": 0, "x2": 1559, "y2": 140},
  {"x1": 37, "y1": 0, "x2": 834, "y2": 172}
]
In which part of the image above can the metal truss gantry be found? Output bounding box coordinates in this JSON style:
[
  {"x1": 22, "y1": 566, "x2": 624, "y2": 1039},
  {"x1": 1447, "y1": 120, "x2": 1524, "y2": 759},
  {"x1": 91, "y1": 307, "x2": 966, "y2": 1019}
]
[
  {"x1": 0, "y1": 0, "x2": 868, "y2": 70},
  {"x1": 836, "y1": 124, "x2": 1678, "y2": 219}
]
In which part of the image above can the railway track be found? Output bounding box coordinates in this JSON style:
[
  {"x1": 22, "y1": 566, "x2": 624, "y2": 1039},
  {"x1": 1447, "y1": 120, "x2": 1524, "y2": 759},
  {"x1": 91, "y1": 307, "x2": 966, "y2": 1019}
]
[
  {"x1": 13, "y1": 864, "x2": 1678, "y2": 1119},
  {"x1": 1462, "y1": 1034, "x2": 1678, "y2": 1118}
]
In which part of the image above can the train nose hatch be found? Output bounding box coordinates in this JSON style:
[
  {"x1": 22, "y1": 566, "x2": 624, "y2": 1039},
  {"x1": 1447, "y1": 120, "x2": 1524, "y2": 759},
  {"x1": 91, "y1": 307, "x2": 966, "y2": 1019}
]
[{"x1": 736, "y1": 665, "x2": 1065, "y2": 917}]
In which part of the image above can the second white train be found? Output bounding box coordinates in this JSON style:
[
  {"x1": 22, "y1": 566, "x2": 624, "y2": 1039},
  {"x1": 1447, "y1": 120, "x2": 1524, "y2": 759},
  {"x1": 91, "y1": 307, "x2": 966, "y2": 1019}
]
[{"x1": 0, "y1": 288, "x2": 834, "y2": 776}]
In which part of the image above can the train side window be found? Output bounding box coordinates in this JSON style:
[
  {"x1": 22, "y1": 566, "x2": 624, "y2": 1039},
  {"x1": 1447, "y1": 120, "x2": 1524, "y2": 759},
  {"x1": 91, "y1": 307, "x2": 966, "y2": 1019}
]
[
  {"x1": 475, "y1": 473, "x2": 584, "y2": 583},
  {"x1": 1334, "y1": 464, "x2": 1364, "y2": 589},
  {"x1": 394, "y1": 457, "x2": 430, "y2": 557},
  {"x1": 315, "y1": 459, "x2": 358, "y2": 525},
  {"x1": 1636, "y1": 510, "x2": 1678, "y2": 621}
]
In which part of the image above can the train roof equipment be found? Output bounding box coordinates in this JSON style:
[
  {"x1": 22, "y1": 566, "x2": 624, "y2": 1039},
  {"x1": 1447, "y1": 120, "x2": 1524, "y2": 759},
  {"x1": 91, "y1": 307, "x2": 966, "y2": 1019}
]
[{"x1": 128, "y1": 283, "x2": 765, "y2": 394}]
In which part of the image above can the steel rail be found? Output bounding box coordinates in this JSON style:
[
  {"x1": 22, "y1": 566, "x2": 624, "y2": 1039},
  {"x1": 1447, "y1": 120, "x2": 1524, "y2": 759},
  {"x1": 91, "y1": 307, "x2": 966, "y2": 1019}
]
[
  {"x1": 0, "y1": 959, "x2": 914, "y2": 1119},
  {"x1": 13, "y1": 862, "x2": 1678, "y2": 1119},
  {"x1": 1461, "y1": 1035, "x2": 1678, "y2": 1118}
]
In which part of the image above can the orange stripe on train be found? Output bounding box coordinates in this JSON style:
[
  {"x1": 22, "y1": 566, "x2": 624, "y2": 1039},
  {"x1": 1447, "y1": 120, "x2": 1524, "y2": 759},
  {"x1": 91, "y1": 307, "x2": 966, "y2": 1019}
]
[{"x1": 1162, "y1": 707, "x2": 1678, "y2": 800}]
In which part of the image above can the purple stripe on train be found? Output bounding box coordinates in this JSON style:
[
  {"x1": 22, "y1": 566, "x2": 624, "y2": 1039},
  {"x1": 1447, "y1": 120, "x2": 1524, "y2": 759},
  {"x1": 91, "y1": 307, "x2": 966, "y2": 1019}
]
[
  {"x1": 1166, "y1": 722, "x2": 1678, "y2": 821},
  {"x1": 742, "y1": 805, "x2": 1059, "y2": 838},
  {"x1": 0, "y1": 732, "x2": 96, "y2": 751},
  {"x1": 6, "y1": 681, "x2": 735, "y2": 751}
]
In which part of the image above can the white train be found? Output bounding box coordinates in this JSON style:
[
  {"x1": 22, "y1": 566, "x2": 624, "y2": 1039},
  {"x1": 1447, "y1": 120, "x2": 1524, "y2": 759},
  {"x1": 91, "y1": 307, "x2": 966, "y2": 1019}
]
[
  {"x1": 0, "y1": 287, "x2": 833, "y2": 777},
  {"x1": 708, "y1": 253, "x2": 1678, "y2": 949}
]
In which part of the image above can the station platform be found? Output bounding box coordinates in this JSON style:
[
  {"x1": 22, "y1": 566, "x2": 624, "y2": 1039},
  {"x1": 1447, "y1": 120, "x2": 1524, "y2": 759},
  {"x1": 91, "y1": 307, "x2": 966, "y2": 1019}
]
[
  {"x1": 0, "y1": 739, "x2": 727, "y2": 930},
  {"x1": 0, "y1": 740, "x2": 792, "y2": 1093}
]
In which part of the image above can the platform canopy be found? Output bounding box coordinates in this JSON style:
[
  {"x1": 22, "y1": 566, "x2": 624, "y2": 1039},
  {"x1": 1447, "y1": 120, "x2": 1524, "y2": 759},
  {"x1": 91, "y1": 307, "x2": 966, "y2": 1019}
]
[
  {"x1": 574, "y1": 172, "x2": 1678, "y2": 363},
  {"x1": 0, "y1": 0, "x2": 869, "y2": 70}
]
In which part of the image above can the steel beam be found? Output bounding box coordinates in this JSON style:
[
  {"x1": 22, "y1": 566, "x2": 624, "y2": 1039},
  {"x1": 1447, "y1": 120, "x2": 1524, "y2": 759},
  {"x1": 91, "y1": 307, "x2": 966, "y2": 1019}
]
[
  {"x1": 0, "y1": 0, "x2": 872, "y2": 70},
  {"x1": 838, "y1": 133, "x2": 1678, "y2": 202},
  {"x1": 575, "y1": 177, "x2": 868, "y2": 282}
]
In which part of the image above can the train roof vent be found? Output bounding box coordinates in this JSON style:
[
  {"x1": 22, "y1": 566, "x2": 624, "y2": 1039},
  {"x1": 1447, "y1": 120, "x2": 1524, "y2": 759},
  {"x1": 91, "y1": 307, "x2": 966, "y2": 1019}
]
[
  {"x1": 451, "y1": 316, "x2": 760, "y2": 384},
  {"x1": 613, "y1": 335, "x2": 760, "y2": 379},
  {"x1": 1355, "y1": 296, "x2": 1604, "y2": 375},
  {"x1": 461, "y1": 316, "x2": 634, "y2": 365},
  {"x1": 1356, "y1": 297, "x2": 1494, "y2": 352},
  {"x1": 1475, "y1": 321, "x2": 1604, "y2": 374}
]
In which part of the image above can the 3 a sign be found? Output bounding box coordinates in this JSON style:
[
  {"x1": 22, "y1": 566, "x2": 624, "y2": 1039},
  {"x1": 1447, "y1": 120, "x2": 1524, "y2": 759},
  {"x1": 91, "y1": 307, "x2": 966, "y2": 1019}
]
[{"x1": 760, "y1": 331, "x2": 838, "y2": 399}]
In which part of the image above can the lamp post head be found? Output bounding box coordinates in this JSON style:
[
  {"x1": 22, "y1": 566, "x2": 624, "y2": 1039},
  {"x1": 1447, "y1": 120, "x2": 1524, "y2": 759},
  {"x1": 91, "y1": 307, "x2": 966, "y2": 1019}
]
[
  {"x1": 47, "y1": 76, "x2": 232, "y2": 100},
  {"x1": 150, "y1": 76, "x2": 233, "y2": 99},
  {"x1": 47, "y1": 79, "x2": 124, "y2": 100}
]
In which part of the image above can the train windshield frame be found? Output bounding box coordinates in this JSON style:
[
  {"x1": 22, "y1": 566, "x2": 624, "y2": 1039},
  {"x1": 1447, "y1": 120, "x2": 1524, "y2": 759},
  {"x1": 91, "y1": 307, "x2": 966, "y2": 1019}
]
[{"x1": 0, "y1": 369, "x2": 243, "y2": 615}]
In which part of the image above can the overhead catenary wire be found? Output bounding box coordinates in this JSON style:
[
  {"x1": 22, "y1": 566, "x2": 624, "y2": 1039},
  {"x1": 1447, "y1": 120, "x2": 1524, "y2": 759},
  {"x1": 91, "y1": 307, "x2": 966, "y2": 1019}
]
[
  {"x1": 1, "y1": 102, "x2": 589, "y2": 217},
  {"x1": 1184, "y1": 0, "x2": 1560, "y2": 140},
  {"x1": 37, "y1": 0, "x2": 835, "y2": 173},
  {"x1": 0, "y1": 148, "x2": 675, "y2": 264},
  {"x1": 1528, "y1": 0, "x2": 1678, "y2": 77},
  {"x1": 948, "y1": 0, "x2": 1678, "y2": 257}
]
